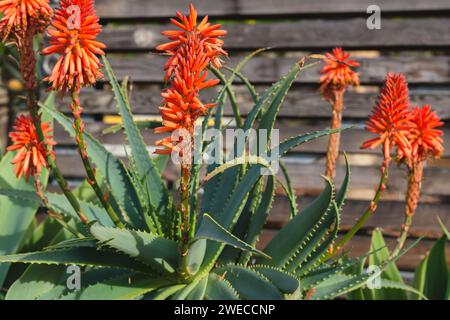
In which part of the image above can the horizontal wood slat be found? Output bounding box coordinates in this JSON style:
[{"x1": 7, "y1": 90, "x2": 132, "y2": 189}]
[
  {"x1": 96, "y1": 54, "x2": 450, "y2": 85},
  {"x1": 99, "y1": 18, "x2": 450, "y2": 51},
  {"x1": 52, "y1": 121, "x2": 450, "y2": 157},
  {"x1": 56, "y1": 86, "x2": 450, "y2": 120},
  {"x1": 96, "y1": 0, "x2": 450, "y2": 19}
]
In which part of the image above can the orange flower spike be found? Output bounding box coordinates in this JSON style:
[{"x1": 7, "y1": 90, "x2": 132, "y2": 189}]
[
  {"x1": 361, "y1": 73, "x2": 412, "y2": 161},
  {"x1": 157, "y1": 3, "x2": 227, "y2": 82},
  {"x1": 42, "y1": 0, "x2": 106, "y2": 95},
  {"x1": 320, "y1": 47, "x2": 360, "y2": 97},
  {"x1": 405, "y1": 105, "x2": 444, "y2": 163},
  {"x1": 7, "y1": 114, "x2": 56, "y2": 181},
  {"x1": 0, "y1": 0, "x2": 52, "y2": 40}
]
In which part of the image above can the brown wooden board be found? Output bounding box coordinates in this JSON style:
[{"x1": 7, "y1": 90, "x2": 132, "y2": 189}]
[
  {"x1": 52, "y1": 121, "x2": 450, "y2": 157},
  {"x1": 99, "y1": 18, "x2": 450, "y2": 51},
  {"x1": 96, "y1": 0, "x2": 450, "y2": 19},
  {"x1": 95, "y1": 54, "x2": 450, "y2": 85},
  {"x1": 56, "y1": 85, "x2": 450, "y2": 119}
]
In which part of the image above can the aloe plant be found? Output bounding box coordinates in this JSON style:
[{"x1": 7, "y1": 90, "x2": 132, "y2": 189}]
[{"x1": 0, "y1": 51, "x2": 407, "y2": 300}]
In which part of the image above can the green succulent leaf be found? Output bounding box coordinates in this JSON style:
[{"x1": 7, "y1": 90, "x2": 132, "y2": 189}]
[
  {"x1": 424, "y1": 237, "x2": 448, "y2": 300},
  {"x1": 89, "y1": 225, "x2": 179, "y2": 274},
  {"x1": 0, "y1": 247, "x2": 151, "y2": 273},
  {"x1": 240, "y1": 175, "x2": 275, "y2": 264},
  {"x1": 103, "y1": 56, "x2": 173, "y2": 235},
  {"x1": 250, "y1": 265, "x2": 300, "y2": 294},
  {"x1": 42, "y1": 105, "x2": 145, "y2": 230},
  {"x1": 378, "y1": 279, "x2": 428, "y2": 300},
  {"x1": 186, "y1": 276, "x2": 209, "y2": 300},
  {"x1": 258, "y1": 178, "x2": 334, "y2": 267},
  {"x1": 60, "y1": 272, "x2": 172, "y2": 300},
  {"x1": 366, "y1": 229, "x2": 408, "y2": 300},
  {"x1": 412, "y1": 254, "x2": 428, "y2": 300},
  {"x1": 0, "y1": 189, "x2": 114, "y2": 227},
  {"x1": 196, "y1": 214, "x2": 270, "y2": 259},
  {"x1": 213, "y1": 265, "x2": 283, "y2": 300},
  {"x1": 204, "y1": 273, "x2": 239, "y2": 300}
]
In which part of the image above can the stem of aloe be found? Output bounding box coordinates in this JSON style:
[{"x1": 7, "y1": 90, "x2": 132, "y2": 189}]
[
  {"x1": 332, "y1": 161, "x2": 389, "y2": 255},
  {"x1": 33, "y1": 172, "x2": 85, "y2": 238},
  {"x1": 391, "y1": 161, "x2": 423, "y2": 257},
  {"x1": 18, "y1": 33, "x2": 89, "y2": 225},
  {"x1": 70, "y1": 93, "x2": 124, "y2": 228}
]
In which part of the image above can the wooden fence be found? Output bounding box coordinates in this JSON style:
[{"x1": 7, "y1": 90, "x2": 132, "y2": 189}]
[{"x1": 3, "y1": 0, "x2": 450, "y2": 270}]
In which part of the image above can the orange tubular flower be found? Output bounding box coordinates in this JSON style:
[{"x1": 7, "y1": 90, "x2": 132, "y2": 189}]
[
  {"x1": 403, "y1": 105, "x2": 444, "y2": 164},
  {"x1": 41, "y1": 0, "x2": 106, "y2": 95},
  {"x1": 320, "y1": 47, "x2": 360, "y2": 100},
  {"x1": 319, "y1": 47, "x2": 359, "y2": 178},
  {"x1": 154, "y1": 4, "x2": 227, "y2": 155},
  {"x1": 0, "y1": 0, "x2": 52, "y2": 40},
  {"x1": 7, "y1": 114, "x2": 56, "y2": 181},
  {"x1": 361, "y1": 73, "x2": 412, "y2": 161}
]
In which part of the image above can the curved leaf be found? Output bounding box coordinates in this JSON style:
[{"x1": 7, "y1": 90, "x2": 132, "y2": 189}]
[
  {"x1": 90, "y1": 225, "x2": 179, "y2": 274},
  {"x1": 42, "y1": 105, "x2": 146, "y2": 230},
  {"x1": 213, "y1": 265, "x2": 283, "y2": 300}
]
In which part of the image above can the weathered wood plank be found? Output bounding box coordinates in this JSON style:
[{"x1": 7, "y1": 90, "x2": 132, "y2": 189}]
[
  {"x1": 57, "y1": 85, "x2": 450, "y2": 120},
  {"x1": 258, "y1": 231, "x2": 449, "y2": 270},
  {"x1": 52, "y1": 121, "x2": 450, "y2": 157},
  {"x1": 99, "y1": 18, "x2": 450, "y2": 51},
  {"x1": 96, "y1": 54, "x2": 450, "y2": 85},
  {"x1": 268, "y1": 195, "x2": 450, "y2": 239},
  {"x1": 96, "y1": 0, "x2": 450, "y2": 19}
]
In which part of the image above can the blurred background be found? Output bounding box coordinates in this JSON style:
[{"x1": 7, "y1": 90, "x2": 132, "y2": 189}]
[{"x1": 1, "y1": 0, "x2": 450, "y2": 273}]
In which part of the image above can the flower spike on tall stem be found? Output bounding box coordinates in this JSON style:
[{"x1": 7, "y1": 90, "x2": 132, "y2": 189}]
[
  {"x1": 392, "y1": 105, "x2": 444, "y2": 257},
  {"x1": 155, "y1": 3, "x2": 227, "y2": 277},
  {"x1": 319, "y1": 48, "x2": 359, "y2": 179},
  {"x1": 331, "y1": 73, "x2": 412, "y2": 256}
]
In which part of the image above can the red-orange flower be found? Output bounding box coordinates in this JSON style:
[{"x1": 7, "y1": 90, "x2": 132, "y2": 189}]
[
  {"x1": 154, "y1": 4, "x2": 227, "y2": 155},
  {"x1": 320, "y1": 47, "x2": 360, "y2": 98},
  {"x1": 361, "y1": 73, "x2": 412, "y2": 160},
  {"x1": 41, "y1": 0, "x2": 106, "y2": 95},
  {"x1": 0, "y1": 0, "x2": 52, "y2": 40},
  {"x1": 157, "y1": 3, "x2": 227, "y2": 83},
  {"x1": 402, "y1": 105, "x2": 444, "y2": 163},
  {"x1": 7, "y1": 114, "x2": 56, "y2": 181}
]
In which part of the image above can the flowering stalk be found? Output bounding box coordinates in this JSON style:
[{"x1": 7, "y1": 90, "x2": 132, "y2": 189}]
[
  {"x1": 324, "y1": 90, "x2": 344, "y2": 178},
  {"x1": 33, "y1": 171, "x2": 84, "y2": 238},
  {"x1": 333, "y1": 154, "x2": 389, "y2": 253},
  {"x1": 155, "y1": 4, "x2": 227, "y2": 278},
  {"x1": 329, "y1": 73, "x2": 412, "y2": 257},
  {"x1": 70, "y1": 93, "x2": 124, "y2": 228},
  {"x1": 391, "y1": 105, "x2": 444, "y2": 257},
  {"x1": 320, "y1": 48, "x2": 359, "y2": 178},
  {"x1": 1, "y1": 0, "x2": 90, "y2": 224},
  {"x1": 42, "y1": 0, "x2": 115, "y2": 226}
]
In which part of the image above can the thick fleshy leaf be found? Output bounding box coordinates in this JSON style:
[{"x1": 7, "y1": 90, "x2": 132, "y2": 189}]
[
  {"x1": 0, "y1": 247, "x2": 151, "y2": 273},
  {"x1": 90, "y1": 225, "x2": 179, "y2": 274},
  {"x1": 424, "y1": 237, "x2": 448, "y2": 300},
  {"x1": 59, "y1": 272, "x2": 172, "y2": 300},
  {"x1": 42, "y1": 105, "x2": 146, "y2": 230},
  {"x1": 213, "y1": 264, "x2": 283, "y2": 300},
  {"x1": 103, "y1": 57, "x2": 173, "y2": 235},
  {"x1": 196, "y1": 214, "x2": 270, "y2": 259},
  {"x1": 204, "y1": 273, "x2": 239, "y2": 300},
  {"x1": 257, "y1": 178, "x2": 334, "y2": 267}
]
